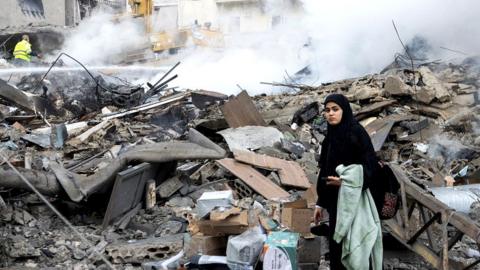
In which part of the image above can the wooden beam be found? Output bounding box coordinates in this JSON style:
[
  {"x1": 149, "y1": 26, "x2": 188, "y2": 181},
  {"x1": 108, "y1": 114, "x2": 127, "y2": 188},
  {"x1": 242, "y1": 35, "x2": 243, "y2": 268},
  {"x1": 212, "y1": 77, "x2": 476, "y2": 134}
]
[{"x1": 390, "y1": 164, "x2": 480, "y2": 244}]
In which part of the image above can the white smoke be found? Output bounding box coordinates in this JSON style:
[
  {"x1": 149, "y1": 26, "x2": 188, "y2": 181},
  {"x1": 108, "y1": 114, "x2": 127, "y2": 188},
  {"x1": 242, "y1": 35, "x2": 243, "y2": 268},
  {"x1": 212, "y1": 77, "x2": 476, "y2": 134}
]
[
  {"x1": 172, "y1": 0, "x2": 480, "y2": 95},
  {"x1": 56, "y1": 10, "x2": 147, "y2": 65},
  {"x1": 55, "y1": 1, "x2": 480, "y2": 95}
]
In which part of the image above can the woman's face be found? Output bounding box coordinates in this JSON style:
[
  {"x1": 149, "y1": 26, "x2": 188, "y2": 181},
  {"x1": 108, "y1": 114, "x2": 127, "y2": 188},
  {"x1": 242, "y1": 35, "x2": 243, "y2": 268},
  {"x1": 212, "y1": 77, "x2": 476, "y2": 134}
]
[{"x1": 324, "y1": 101, "x2": 343, "y2": 125}]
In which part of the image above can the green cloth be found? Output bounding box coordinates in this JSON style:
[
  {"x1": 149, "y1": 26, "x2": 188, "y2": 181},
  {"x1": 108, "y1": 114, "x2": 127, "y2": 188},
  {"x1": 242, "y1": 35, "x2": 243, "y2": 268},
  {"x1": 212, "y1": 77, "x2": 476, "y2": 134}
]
[{"x1": 333, "y1": 164, "x2": 383, "y2": 270}]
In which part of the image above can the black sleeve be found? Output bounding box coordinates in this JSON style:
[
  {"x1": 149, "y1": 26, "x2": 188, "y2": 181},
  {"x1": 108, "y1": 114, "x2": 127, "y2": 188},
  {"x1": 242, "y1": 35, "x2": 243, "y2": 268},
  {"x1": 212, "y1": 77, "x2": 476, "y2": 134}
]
[
  {"x1": 316, "y1": 140, "x2": 329, "y2": 207},
  {"x1": 351, "y1": 125, "x2": 378, "y2": 190}
]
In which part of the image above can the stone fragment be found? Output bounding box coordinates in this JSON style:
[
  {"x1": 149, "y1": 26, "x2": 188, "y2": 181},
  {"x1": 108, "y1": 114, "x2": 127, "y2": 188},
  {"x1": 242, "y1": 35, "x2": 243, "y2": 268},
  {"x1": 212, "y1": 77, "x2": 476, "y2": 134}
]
[{"x1": 384, "y1": 76, "x2": 411, "y2": 96}]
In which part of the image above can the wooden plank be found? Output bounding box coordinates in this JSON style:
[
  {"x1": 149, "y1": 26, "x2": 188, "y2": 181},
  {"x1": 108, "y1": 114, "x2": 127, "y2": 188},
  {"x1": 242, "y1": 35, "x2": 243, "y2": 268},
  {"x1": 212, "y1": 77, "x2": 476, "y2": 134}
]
[
  {"x1": 233, "y1": 150, "x2": 311, "y2": 189},
  {"x1": 220, "y1": 90, "x2": 266, "y2": 128},
  {"x1": 68, "y1": 120, "x2": 111, "y2": 146},
  {"x1": 216, "y1": 158, "x2": 289, "y2": 200},
  {"x1": 390, "y1": 164, "x2": 480, "y2": 244}
]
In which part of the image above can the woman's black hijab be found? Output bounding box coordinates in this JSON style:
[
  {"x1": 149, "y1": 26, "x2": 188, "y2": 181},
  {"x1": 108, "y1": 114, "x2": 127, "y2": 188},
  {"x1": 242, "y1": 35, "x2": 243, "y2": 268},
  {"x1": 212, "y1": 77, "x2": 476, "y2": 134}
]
[{"x1": 322, "y1": 93, "x2": 359, "y2": 176}]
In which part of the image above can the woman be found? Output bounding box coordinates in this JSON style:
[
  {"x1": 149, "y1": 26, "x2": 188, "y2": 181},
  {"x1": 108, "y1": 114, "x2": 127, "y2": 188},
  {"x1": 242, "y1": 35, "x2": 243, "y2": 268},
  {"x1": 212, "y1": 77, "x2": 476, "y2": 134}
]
[{"x1": 313, "y1": 93, "x2": 379, "y2": 270}]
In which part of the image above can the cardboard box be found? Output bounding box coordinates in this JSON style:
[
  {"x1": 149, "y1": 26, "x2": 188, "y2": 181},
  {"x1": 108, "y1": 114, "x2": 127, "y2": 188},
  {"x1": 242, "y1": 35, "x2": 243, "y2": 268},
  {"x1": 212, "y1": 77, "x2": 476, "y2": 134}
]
[
  {"x1": 185, "y1": 235, "x2": 227, "y2": 258},
  {"x1": 281, "y1": 199, "x2": 313, "y2": 234},
  {"x1": 197, "y1": 210, "x2": 249, "y2": 236},
  {"x1": 263, "y1": 231, "x2": 300, "y2": 270}
]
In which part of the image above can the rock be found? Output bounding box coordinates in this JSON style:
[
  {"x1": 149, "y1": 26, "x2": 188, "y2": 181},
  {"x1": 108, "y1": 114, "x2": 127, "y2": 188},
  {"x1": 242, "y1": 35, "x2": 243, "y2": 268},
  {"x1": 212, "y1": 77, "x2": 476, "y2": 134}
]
[
  {"x1": 155, "y1": 220, "x2": 186, "y2": 236},
  {"x1": 5, "y1": 236, "x2": 41, "y2": 258},
  {"x1": 165, "y1": 196, "x2": 195, "y2": 208},
  {"x1": 384, "y1": 76, "x2": 412, "y2": 96},
  {"x1": 418, "y1": 66, "x2": 451, "y2": 102},
  {"x1": 13, "y1": 209, "x2": 36, "y2": 226},
  {"x1": 413, "y1": 87, "x2": 436, "y2": 104},
  {"x1": 280, "y1": 138, "x2": 305, "y2": 158},
  {"x1": 72, "y1": 248, "x2": 86, "y2": 260},
  {"x1": 297, "y1": 124, "x2": 313, "y2": 143},
  {"x1": 453, "y1": 94, "x2": 475, "y2": 106},
  {"x1": 350, "y1": 84, "x2": 382, "y2": 100},
  {"x1": 158, "y1": 176, "x2": 184, "y2": 198},
  {"x1": 399, "y1": 118, "x2": 429, "y2": 134}
]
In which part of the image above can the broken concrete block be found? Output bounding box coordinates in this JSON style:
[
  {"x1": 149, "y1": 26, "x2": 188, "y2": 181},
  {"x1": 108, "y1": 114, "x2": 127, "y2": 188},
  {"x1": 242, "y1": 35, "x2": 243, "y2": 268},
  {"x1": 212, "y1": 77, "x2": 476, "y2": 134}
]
[
  {"x1": 5, "y1": 236, "x2": 41, "y2": 258},
  {"x1": 453, "y1": 94, "x2": 476, "y2": 107},
  {"x1": 230, "y1": 179, "x2": 254, "y2": 199},
  {"x1": 414, "y1": 87, "x2": 436, "y2": 104},
  {"x1": 190, "y1": 162, "x2": 217, "y2": 184},
  {"x1": 158, "y1": 176, "x2": 184, "y2": 198},
  {"x1": 291, "y1": 102, "x2": 319, "y2": 125},
  {"x1": 106, "y1": 234, "x2": 183, "y2": 264},
  {"x1": 399, "y1": 118, "x2": 429, "y2": 134},
  {"x1": 418, "y1": 66, "x2": 451, "y2": 102},
  {"x1": 280, "y1": 138, "x2": 305, "y2": 158},
  {"x1": 384, "y1": 76, "x2": 411, "y2": 96},
  {"x1": 218, "y1": 126, "x2": 284, "y2": 151},
  {"x1": 350, "y1": 84, "x2": 382, "y2": 100},
  {"x1": 13, "y1": 209, "x2": 36, "y2": 226},
  {"x1": 155, "y1": 219, "x2": 187, "y2": 236},
  {"x1": 165, "y1": 197, "x2": 195, "y2": 208}
]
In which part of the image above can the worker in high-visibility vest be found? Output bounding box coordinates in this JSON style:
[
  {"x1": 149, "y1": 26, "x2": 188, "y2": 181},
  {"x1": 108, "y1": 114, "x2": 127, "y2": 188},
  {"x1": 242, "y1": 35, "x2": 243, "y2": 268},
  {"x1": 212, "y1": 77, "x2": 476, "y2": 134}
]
[{"x1": 13, "y1": 35, "x2": 39, "y2": 66}]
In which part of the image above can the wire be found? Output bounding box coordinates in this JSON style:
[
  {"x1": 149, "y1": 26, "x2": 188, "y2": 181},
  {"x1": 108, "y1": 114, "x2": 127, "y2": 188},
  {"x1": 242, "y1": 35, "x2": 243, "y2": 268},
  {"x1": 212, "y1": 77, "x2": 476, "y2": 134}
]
[
  {"x1": 392, "y1": 20, "x2": 423, "y2": 142},
  {"x1": 439, "y1": 46, "x2": 469, "y2": 56},
  {"x1": 33, "y1": 52, "x2": 143, "y2": 110},
  {"x1": 0, "y1": 152, "x2": 116, "y2": 269}
]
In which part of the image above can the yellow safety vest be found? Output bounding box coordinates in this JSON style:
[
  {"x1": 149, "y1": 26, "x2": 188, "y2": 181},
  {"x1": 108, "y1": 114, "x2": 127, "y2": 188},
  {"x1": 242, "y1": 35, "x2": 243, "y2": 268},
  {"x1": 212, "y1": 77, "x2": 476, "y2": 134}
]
[{"x1": 13, "y1": 40, "x2": 32, "y2": 62}]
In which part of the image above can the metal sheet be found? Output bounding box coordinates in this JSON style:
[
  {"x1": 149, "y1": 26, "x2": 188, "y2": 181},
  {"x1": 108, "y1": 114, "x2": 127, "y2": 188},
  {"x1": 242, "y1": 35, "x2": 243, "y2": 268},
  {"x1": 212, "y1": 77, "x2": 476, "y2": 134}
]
[
  {"x1": 102, "y1": 163, "x2": 153, "y2": 228},
  {"x1": 220, "y1": 90, "x2": 266, "y2": 128}
]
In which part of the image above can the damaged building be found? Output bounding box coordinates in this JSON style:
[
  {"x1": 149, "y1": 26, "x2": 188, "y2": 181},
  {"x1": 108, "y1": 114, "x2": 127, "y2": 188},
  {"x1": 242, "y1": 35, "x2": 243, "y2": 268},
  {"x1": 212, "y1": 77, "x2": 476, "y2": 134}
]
[
  {"x1": 1, "y1": 1, "x2": 480, "y2": 270},
  {"x1": 0, "y1": 53, "x2": 479, "y2": 269}
]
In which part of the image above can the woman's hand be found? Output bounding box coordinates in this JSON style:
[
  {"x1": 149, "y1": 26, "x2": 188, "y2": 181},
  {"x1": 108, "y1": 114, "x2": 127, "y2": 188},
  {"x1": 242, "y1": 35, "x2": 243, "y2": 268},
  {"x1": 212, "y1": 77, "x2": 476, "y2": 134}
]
[
  {"x1": 325, "y1": 176, "x2": 341, "y2": 186},
  {"x1": 314, "y1": 206, "x2": 324, "y2": 225}
]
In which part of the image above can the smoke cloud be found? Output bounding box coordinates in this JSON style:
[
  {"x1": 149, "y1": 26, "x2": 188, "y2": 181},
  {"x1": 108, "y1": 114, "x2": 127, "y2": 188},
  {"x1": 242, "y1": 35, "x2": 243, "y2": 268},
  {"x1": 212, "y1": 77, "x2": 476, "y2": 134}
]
[
  {"x1": 173, "y1": 0, "x2": 480, "y2": 95},
  {"x1": 56, "y1": 10, "x2": 146, "y2": 65},
  {"x1": 56, "y1": 1, "x2": 480, "y2": 96}
]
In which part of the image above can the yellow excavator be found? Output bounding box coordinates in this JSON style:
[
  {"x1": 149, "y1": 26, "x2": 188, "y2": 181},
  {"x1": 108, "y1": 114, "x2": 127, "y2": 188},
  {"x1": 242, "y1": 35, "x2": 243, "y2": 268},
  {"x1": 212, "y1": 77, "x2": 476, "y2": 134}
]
[{"x1": 127, "y1": 0, "x2": 224, "y2": 53}]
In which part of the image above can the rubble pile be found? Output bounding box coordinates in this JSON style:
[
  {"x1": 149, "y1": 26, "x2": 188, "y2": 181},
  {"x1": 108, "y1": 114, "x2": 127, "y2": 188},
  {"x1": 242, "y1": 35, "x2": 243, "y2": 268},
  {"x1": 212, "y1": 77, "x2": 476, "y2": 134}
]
[{"x1": 0, "y1": 55, "x2": 480, "y2": 269}]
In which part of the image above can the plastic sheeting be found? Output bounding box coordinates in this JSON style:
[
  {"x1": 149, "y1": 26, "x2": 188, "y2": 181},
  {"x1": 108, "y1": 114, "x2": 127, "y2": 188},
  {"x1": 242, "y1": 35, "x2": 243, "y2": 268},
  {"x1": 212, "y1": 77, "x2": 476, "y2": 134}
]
[{"x1": 430, "y1": 184, "x2": 480, "y2": 213}]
